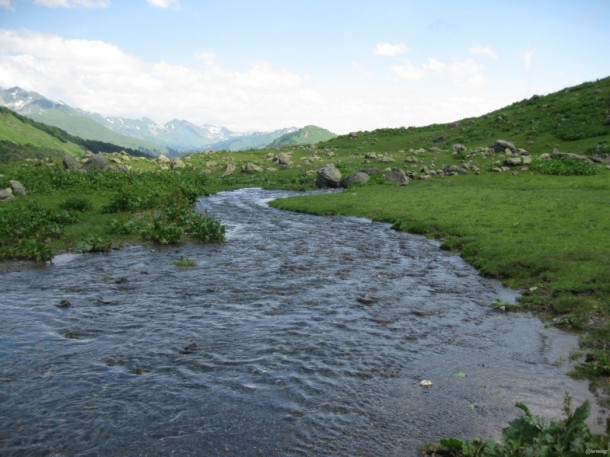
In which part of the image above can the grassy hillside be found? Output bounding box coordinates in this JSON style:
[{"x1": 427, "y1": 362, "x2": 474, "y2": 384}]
[
  {"x1": 29, "y1": 109, "x2": 168, "y2": 156},
  {"x1": 0, "y1": 106, "x2": 86, "y2": 162},
  {"x1": 268, "y1": 125, "x2": 337, "y2": 148},
  {"x1": 323, "y1": 77, "x2": 610, "y2": 156}
]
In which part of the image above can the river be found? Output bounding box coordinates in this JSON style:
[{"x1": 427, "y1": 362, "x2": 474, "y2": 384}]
[{"x1": 0, "y1": 188, "x2": 599, "y2": 456}]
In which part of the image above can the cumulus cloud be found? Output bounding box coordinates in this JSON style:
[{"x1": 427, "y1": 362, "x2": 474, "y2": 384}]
[
  {"x1": 146, "y1": 0, "x2": 181, "y2": 9},
  {"x1": 470, "y1": 44, "x2": 498, "y2": 60},
  {"x1": 0, "y1": 0, "x2": 14, "y2": 10},
  {"x1": 0, "y1": 29, "x2": 514, "y2": 133},
  {"x1": 391, "y1": 56, "x2": 485, "y2": 88},
  {"x1": 375, "y1": 42, "x2": 408, "y2": 57},
  {"x1": 391, "y1": 58, "x2": 426, "y2": 80},
  {"x1": 34, "y1": 0, "x2": 110, "y2": 7}
]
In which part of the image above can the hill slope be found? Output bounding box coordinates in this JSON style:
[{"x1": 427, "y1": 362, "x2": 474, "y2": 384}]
[
  {"x1": 268, "y1": 125, "x2": 337, "y2": 148},
  {"x1": 0, "y1": 87, "x2": 167, "y2": 156},
  {"x1": 323, "y1": 76, "x2": 610, "y2": 155},
  {"x1": 0, "y1": 106, "x2": 86, "y2": 162}
]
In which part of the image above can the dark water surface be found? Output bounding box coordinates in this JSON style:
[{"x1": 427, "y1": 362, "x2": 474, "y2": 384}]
[{"x1": 0, "y1": 188, "x2": 600, "y2": 456}]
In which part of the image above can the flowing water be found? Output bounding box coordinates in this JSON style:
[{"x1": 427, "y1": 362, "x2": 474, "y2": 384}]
[{"x1": 0, "y1": 188, "x2": 600, "y2": 456}]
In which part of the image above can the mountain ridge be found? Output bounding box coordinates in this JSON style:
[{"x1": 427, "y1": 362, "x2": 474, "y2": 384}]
[{"x1": 0, "y1": 87, "x2": 324, "y2": 154}]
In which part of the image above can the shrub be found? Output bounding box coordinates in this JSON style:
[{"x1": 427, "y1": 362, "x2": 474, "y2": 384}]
[
  {"x1": 59, "y1": 197, "x2": 92, "y2": 212},
  {"x1": 530, "y1": 156, "x2": 599, "y2": 176}
]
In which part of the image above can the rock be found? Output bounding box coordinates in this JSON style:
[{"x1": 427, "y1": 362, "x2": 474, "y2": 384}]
[
  {"x1": 385, "y1": 167, "x2": 410, "y2": 186},
  {"x1": 82, "y1": 154, "x2": 109, "y2": 171},
  {"x1": 0, "y1": 188, "x2": 16, "y2": 202},
  {"x1": 114, "y1": 165, "x2": 131, "y2": 173},
  {"x1": 157, "y1": 154, "x2": 170, "y2": 164},
  {"x1": 504, "y1": 157, "x2": 523, "y2": 166},
  {"x1": 377, "y1": 156, "x2": 395, "y2": 163},
  {"x1": 551, "y1": 149, "x2": 594, "y2": 164},
  {"x1": 452, "y1": 144, "x2": 467, "y2": 153},
  {"x1": 540, "y1": 153, "x2": 551, "y2": 161},
  {"x1": 492, "y1": 139, "x2": 517, "y2": 154},
  {"x1": 274, "y1": 152, "x2": 292, "y2": 166},
  {"x1": 590, "y1": 153, "x2": 610, "y2": 164},
  {"x1": 341, "y1": 172, "x2": 370, "y2": 188},
  {"x1": 63, "y1": 154, "x2": 82, "y2": 171},
  {"x1": 316, "y1": 163, "x2": 342, "y2": 188},
  {"x1": 241, "y1": 162, "x2": 263, "y2": 173},
  {"x1": 9, "y1": 180, "x2": 26, "y2": 196},
  {"x1": 221, "y1": 162, "x2": 236, "y2": 177},
  {"x1": 405, "y1": 156, "x2": 418, "y2": 163},
  {"x1": 428, "y1": 147, "x2": 443, "y2": 153},
  {"x1": 364, "y1": 152, "x2": 378, "y2": 159},
  {"x1": 57, "y1": 299, "x2": 71, "y2": 308},
  {"x1": 420, "y1": 380, "x2": 433, "y2": 387},
  {"x1": 169, "y1": 157, "x2": 186, "y2": 169}
]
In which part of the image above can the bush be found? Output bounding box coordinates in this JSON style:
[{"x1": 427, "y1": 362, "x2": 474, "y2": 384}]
[
  {"x1": 530, "y1": 156, "x2": 599, "y2": 176},
  {"x1": 59, "y1": 197, "x2": 92, "y2": 212}
]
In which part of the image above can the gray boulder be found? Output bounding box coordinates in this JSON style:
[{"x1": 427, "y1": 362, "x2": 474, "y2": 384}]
[
  {"x1": 241, "y1": 162, "x2": 263, "y2": 173},
  {"x1": 170, "y1": 157, "x2": 186, "y2": 169},
  {"x1": 551, "y1": 149, "x2": 594, "y2": 164},
  {"x1": 274, "y1": 152, "x2": 292, "y2": 166},
  {"x1": 492, "y1": 139, "x2": 517, "y2": 154},
  {"x1": 221, "y1": 162, "x2": 237, "y2": 177},
  {"x1": 0, "y1": 188, "x2": 16, "y2": 202},
  {"x1": 385, "y1": 168, "x2": 410, "y2": 186},
  {"x1": 316, "y1": 163, "x2": 342, "y2": 188},
  {"x1": 82, "y1": 154, "x2": 109, "y2": 171},
  {"x1": 63, "y1": 154, "x2": 82, "y2": 171},
  {"x1": 341, "y1": 172, "x2": 370, "y2": 188},
  {"x1": 9, "y1": 180, "x2": 26, "y2": 196}
]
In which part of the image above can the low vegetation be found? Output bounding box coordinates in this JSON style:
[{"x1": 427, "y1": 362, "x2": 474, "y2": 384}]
[{"x1": 421, "y1": 393, "x2": 608, "y2": 456}]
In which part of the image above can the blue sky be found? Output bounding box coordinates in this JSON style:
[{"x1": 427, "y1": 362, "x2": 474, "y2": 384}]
[{"x1": 1, "y1": 0, "x2": 609, "y2": 133}]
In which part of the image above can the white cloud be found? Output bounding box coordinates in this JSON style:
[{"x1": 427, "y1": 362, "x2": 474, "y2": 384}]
[
  {"x1": 391, "y1": 56, "x2": 485, "y2": 88},
  {"x1": 470, "y1": 44, "x2": 498, "y2": 60},
  {"x1": 0, "y1": 0, "x2": 14, "y2": 10},
  {"x1": 391, "y1": 58, "x2": 426, "y2": 81},
  {"x1": 375, "y1": 42, "x2": 408, "y2": 57},
  {"x1": 0, "y1": 29, "x2": 514, "y2": 134},
  {"x1": 523, "y1": 52, "x2": 533, "y2": 71},
  {"x1": 34, "y1": 0, "x2": 110, "y2": 7},
  {"x1": 146, "y1": 0, "x2": 180, "y2": 9}
]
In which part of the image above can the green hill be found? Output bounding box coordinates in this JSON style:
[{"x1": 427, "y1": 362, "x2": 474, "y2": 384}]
[
  {"x1": 323, "y1": 76, "x2": 610, "y2": 155},
  {"x1": 26, "y1": 107, "x2": 167, "y2": 156},
  {"x1": 0, "y1": 106, "x2": 86, "y2": 162},
  {"x1": 268, "y1": 125, "x2": 337, "y2": 148}
]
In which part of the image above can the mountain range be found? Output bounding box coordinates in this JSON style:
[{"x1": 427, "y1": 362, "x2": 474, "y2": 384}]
[{"x1": 0, "y1": 87, "x2": 332, "y2": 155}]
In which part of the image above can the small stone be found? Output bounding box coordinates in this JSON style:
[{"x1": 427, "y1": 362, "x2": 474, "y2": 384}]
[
  {"x1": 58, "y1": 299, "x2": 71, "y2": 308},
  {"x1": 420, "y1": 380, "x2": 433, "y2": 387}
]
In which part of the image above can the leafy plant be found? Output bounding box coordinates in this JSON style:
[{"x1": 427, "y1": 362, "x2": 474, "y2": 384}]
[
  {"x1": 75, "y1": 236, "x2": 112, "y2": 253},
  {"x1": 59, "y1": 197, "x2": 92, "y2": 212},
  {"x1": 173, "y1": 256, "x2": 197, "y2": 268},
  {"x1": 422, "y1": 394, "x2": 608, "y2": 456},
  {"x1": 530, "y1": 156, "x2": 599, "y2": 176}
]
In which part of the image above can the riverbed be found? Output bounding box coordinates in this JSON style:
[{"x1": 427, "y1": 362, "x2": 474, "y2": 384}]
[{"x1": 0, "y1": 188, "x2": 599, "y2": 456}]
